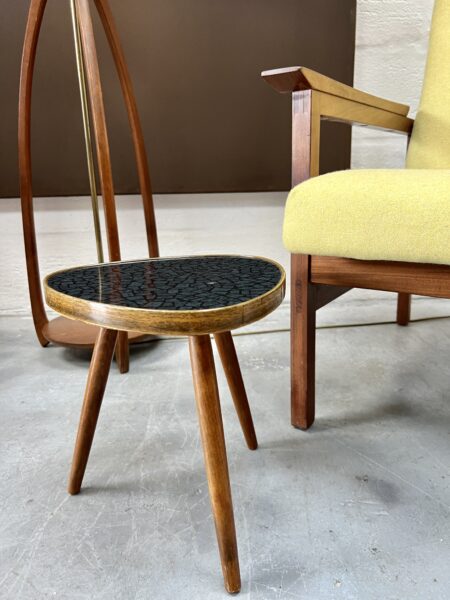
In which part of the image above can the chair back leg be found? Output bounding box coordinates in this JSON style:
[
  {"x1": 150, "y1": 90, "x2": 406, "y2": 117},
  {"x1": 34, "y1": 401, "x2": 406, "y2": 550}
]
[{"x1": 397, "y1": 292, "x2": 411, "y2": 326}]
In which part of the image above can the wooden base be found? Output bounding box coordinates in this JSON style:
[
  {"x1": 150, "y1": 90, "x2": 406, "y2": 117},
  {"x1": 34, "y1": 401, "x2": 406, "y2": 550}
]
[{"x1": 42, "y1": 316, "x2": 151, "y2": 348}]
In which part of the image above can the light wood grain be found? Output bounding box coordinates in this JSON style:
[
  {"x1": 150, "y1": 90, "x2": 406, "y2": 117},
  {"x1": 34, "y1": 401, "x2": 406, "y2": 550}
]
[
  {"x1": 317, "y1": 91, "x2": 413, "y2": 134},
  {"x1": 262, "y1": 66, "x2": 409, "y2": 116}
]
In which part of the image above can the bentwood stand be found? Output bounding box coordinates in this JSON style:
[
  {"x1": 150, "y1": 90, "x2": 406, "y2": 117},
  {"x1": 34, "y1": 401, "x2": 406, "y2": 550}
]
[{"x1": 19, "y1": 0, "x2": 159, "y2": 372}]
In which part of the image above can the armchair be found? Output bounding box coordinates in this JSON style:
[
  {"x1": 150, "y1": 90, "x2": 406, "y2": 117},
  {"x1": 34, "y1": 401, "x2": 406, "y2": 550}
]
[{"x1": 263, "y1": 0, "x2": 450, "y2": 430}]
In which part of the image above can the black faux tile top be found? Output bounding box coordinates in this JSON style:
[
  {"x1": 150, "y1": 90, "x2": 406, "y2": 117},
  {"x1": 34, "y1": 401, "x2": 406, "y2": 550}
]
[{"x1": 46, "y1": 256, "x2": 284, "y2": 311}]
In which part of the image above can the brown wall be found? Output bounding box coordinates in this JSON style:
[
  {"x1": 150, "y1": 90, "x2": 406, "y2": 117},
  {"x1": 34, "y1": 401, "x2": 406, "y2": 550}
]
[{"x1": 0, "y1": 0, "x2": 356, "y2": 197}]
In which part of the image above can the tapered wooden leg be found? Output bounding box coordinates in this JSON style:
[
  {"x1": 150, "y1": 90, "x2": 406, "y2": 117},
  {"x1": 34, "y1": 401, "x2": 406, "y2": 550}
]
[
  {"x1": 291, "y1": 254, "x2": 316, "y2": 430},
  {"x1": 68, "y1": 327, "x2": 118, "y2": 495},
  {"x1": 214, "y1": 331, "x2": 257, "y2": 450},
  {"x1": 189, "y1": 335, "x2": 241, "y2": 594},
  {"x1": 115, "y1": 330, "x2": 129, "y2": 373},
  {"x1": 396, "y1": 292, "x2": 411, "y2": 326}
]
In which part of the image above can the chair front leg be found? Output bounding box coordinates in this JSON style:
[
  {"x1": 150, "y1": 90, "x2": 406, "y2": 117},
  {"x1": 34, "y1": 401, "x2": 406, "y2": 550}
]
[
  {"x1": 189, "y1": 334, "x2": 241, "y2": 594},
  {"x1": 68, "y1": 327, "x2": 118, "y2": 494},
  {"x1": 291, "y1": 254, "x2": 316, "y2": 430}
]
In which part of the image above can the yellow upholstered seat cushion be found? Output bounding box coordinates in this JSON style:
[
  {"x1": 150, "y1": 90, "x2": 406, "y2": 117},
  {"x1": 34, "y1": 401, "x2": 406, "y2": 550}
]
[{"x1": 283, "y1": 169, "x2": 450, "y2": 265}]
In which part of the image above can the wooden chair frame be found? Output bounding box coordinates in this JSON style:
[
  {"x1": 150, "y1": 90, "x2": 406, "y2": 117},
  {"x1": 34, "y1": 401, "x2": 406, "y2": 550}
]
[
  {"x1": 19, "y1": 0, "x2": 159, "y2": 370},
  {"x1": 263, "y1": 67, "x2": 450, "y2": 430}
]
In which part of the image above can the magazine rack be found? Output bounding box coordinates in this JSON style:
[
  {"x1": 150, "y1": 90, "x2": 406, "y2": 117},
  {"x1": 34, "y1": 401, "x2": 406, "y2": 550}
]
[{"x1": 19, "y1": 0, "x2": 159, "y2": 371}]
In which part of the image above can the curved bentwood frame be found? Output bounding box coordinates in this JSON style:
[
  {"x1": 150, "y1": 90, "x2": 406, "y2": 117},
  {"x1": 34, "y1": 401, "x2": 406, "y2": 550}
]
[{"x1": 18, "y1": 0, "x2": 159, "y2": 363}]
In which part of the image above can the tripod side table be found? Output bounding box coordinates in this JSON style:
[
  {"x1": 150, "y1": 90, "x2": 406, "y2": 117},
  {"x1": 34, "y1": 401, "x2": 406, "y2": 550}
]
[{"x1": 44, "y1": 255, "x2": 285, "y2": 594}]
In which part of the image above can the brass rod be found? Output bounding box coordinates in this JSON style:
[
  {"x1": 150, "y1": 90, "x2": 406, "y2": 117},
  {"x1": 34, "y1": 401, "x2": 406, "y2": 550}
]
[{"x1": 70, "y1": 0, "x2": 104, "y2": 263}]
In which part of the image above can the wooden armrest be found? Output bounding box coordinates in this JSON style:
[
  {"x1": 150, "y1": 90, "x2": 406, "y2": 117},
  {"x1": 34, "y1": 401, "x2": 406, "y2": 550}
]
[
  {"x1": 262, "y1": 66, "x2": 409, "y2": 117},
  {"x1": 262, "y1": 66, "x2": 414, "y2": 136}
]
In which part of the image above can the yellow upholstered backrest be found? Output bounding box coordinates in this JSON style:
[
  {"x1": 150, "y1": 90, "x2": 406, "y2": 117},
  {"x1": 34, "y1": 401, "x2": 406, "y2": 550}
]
[{"x1": 407, "y1": 0, "x2": 450, "y2": 168}]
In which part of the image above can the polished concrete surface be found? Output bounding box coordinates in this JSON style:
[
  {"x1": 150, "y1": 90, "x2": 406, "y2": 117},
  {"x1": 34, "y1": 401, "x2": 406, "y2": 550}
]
[{"x1": 1, "y1": 314, "x2": 449, "y2": 599}]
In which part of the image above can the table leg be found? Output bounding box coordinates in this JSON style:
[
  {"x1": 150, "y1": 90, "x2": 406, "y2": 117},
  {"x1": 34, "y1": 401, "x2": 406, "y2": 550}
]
[
  {"x1": 115, "y1": 331, "x2": 129, "y2": 373},
  {"x1": 214, "y1": 331, "x2": 257, "y2": 450},
  {"x1": 68, "y1": 327, "x2": 118, "y2": 494},
  {"x1": 189, "y1": 335, "x2": 241, "y2": 594}
]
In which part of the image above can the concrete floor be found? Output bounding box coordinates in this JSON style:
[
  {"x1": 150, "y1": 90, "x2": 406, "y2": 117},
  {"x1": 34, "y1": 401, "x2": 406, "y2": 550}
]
[
  {"x1": 1, "y1": 315, "x2": 449, "y2": 599},
  {"x1": 1, "y1": 193, "x2": 450, "y2": 598}
]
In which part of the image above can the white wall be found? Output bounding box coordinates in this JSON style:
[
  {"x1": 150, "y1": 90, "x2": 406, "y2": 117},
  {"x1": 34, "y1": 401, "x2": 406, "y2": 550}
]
[{"x1": 352, "y1": 0, "x2": 435, "y2": 168}]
